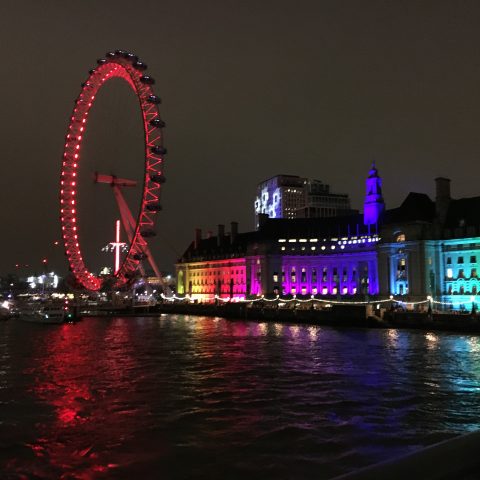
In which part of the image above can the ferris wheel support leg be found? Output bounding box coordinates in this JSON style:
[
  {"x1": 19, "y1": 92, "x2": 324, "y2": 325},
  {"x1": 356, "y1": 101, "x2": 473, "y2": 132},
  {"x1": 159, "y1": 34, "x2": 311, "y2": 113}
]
[{"x1": 112, "y1": 185, "x2": 163, "y2": 281}]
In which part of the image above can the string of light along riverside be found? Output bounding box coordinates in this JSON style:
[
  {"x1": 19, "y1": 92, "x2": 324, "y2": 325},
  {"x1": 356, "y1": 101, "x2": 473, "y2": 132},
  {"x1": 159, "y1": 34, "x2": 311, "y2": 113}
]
[{"x1": 161, "y1": 293, "x2": 478, "y2": 309}]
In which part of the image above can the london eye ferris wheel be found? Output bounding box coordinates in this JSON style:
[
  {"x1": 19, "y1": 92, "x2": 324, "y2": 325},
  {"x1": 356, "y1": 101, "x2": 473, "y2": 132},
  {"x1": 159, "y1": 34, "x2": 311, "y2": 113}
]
[{"x1": 59, "y1": 50, "x2": 166, "y2": 291}]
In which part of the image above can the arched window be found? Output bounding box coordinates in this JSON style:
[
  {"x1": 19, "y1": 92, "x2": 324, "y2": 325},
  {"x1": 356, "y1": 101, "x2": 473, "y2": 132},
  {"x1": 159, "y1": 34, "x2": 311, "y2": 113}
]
[{"x1": 395, "y1": 232, "x2": 406, "y2": 242}]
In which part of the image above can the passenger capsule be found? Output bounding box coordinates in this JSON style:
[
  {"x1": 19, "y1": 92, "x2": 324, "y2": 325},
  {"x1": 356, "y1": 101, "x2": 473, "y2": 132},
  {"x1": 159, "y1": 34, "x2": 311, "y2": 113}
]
[
  {"x1": 115, "y1": 49, "x2": 127, "y2": 56},
  {"x1": 127, "y1": 53, "x2": 138, "y2": 62},
  {"x1": 97, "y1": 58, "x2": 107, "y2": 65},
  {"x1": 106, "y1": 51, "x2": 116, "y2": 58},
  {"x1": 140, "y1": 229, "x2": 156, "y2": 238},
  {"x1": 133, "y1": 253, "x2": 147, "y2": 260},
  {"x1": 133, "y1": 61, "x2": 148, "y2": 71},
  {"x1": 149, "y1": 118, "x2": 166, "y2": 128},
  {"x1": 150, "y1": 146, "x2": 167, "y2": 155},
  {"x1": 150, "y1": 174, "x2": 166, "y2": 184},
  {"x1": 146, "y1": 95, "x2": 161, "y2": 104},
  {"x1": 140, "y1": 75, "x2": 155, "y2": 85},
  {"x1": 146, "y1": 203, "x2": 163, "y2": 212}
]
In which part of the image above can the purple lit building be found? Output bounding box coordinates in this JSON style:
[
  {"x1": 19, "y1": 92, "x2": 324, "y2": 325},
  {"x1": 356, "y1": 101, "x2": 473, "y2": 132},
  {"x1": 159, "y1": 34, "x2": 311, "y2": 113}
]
[{"x1": 176, "y1": 167, "x2": 382, "y2": 300}]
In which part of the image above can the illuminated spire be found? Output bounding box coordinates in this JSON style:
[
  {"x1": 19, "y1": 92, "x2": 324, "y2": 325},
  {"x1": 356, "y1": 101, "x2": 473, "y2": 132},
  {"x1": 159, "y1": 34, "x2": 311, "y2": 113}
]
[{"x1": 364, "y1": 162, "x2": 385, "y2": 225}]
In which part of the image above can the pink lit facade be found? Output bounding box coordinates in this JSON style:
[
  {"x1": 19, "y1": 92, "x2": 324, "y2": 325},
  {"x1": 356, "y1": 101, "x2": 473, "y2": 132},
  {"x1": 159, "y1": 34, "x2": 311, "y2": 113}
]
[{"x1": 176, "y1": 258, "x2": 248, "y2": 301}]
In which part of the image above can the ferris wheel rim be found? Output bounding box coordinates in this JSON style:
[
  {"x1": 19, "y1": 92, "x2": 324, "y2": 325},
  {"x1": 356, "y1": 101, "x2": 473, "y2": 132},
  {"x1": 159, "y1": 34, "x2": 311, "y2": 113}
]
[{"x1": 59, "y1": 51, "x2": 166, "y2": 291}]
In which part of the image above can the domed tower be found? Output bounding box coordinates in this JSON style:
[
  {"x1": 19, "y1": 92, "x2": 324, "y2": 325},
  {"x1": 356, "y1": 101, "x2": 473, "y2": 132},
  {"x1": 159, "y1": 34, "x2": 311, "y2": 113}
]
[{"x1": 363, "y1": 162, "x2": 385, "y2": 225}]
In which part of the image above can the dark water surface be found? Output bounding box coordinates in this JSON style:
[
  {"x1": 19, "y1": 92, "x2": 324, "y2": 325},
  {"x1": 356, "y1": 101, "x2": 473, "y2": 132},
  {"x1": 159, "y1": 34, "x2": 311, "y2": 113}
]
[{"x1": 2, "y1": 315, "x2": 480, "y2": 479}]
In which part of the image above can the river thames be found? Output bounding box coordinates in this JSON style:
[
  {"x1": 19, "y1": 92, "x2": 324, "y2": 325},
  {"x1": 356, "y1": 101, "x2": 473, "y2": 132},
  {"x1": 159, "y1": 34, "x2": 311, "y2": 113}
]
[{"x1": 2, "y1": 315, "x2": 480, "y2": 479}]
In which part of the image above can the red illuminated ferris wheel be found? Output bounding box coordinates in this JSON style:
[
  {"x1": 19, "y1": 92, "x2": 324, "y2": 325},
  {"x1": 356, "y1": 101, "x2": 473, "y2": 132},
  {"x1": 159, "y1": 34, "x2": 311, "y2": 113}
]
[{"x1": 60, "y1": 50, "x2": 166, "y2": 291}]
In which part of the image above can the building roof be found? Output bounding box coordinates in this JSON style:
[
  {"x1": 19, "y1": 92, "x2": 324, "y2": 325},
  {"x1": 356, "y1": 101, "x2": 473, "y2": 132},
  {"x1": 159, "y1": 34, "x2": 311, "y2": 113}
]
[
  {"x1": 179, "y1": 187, "x2": 480, "y2": 264},
  {"x1": 383, "y1": 192, "x2": 435, "y2": 224},
  {"x1": 178, "y1": 231, "x2": 259, "y2": 263},
  {"x1": 445, "y1": 196, "x2": 480, "y2": 228},
  {"x1": 258, "y1": 214, "x2": 372, "y2": 238}
]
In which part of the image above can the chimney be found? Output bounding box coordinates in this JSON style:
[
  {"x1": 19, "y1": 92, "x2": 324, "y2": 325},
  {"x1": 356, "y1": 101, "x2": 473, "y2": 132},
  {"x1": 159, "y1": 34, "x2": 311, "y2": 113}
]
[
  {"x1": 217, "y1": 224, "x2": 225, "y2": 246},
  {"x1": 435, "y1": 177, "x2": 451, "y2": 225},
  {"x1": 231, "y1": 221, "x2": 238, "y2": 243},
  {"x1": 194, "y1": 228, "x2": 202, "y2": 249}
]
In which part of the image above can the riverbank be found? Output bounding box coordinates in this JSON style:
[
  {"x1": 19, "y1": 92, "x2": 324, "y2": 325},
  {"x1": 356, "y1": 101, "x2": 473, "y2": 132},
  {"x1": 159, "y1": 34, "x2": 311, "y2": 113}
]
[{"x1": 79, "y1": 302, "x2": 480, "y2": 334}]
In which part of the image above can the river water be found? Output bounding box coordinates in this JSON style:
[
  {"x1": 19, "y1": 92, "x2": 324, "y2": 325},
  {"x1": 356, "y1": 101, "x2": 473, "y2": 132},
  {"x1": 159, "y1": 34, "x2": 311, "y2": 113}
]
[{"x1": 1, "y1": 315, "x2": 480, "y2": 479}]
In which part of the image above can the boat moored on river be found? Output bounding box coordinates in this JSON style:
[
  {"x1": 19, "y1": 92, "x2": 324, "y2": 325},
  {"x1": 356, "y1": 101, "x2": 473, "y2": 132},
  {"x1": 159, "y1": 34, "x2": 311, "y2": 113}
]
[{"x1": 19, "y1": 304, "x2": 69, "y2": 324}]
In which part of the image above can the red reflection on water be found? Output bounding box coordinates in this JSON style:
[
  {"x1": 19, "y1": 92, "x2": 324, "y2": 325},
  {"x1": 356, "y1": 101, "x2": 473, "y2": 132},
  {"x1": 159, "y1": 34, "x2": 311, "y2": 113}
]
[
  {"x1": 33, "y1": 325, "x2": 93, "y2": 426},
  {"x1": 21, "y1": 321, "x2": 138, "y2": 478}
]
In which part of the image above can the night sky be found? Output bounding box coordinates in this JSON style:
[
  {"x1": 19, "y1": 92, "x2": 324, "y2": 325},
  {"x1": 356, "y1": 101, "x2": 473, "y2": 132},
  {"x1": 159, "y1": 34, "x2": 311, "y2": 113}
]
[{"x1": 2, "y1": 1, "x2": 480, "y2": 277}]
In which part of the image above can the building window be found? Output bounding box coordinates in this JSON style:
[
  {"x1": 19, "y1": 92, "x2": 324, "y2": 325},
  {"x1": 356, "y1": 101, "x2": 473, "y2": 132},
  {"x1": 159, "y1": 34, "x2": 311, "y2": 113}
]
[
  {"x1": 273, "y1": 272, "x2": 278, "y2": 282},
  {"x1": 471, "y1": 256, "x2": 477, "y2": 264},
  {"x1": 282, "y1": 271, "x2": 285, "y2": 282},
  {"x1": 472, "y1": 269, "x2": 478, "y2": 278},
  {"x1": 447, "y1": 268, "x2": 453, "y2": 279},
  {"x1": 311, "y1": 268, "x2": 317, "y2": 283},
  {"x1": 301, "y1": 268, "x2": 306, "y2": 283},
  {"x1": 459, "y1": 269, "x2": 465, "y2": 278},
  {"x1": 447, "y1": 257, "x2": 452, "y2": 265},
  {"x1": 458, "y1": 257, "x2": 464, "y2": 264},
  {"x1": 395, "y1": 233, "x2": 406, "y2": 242},
  {"x1": 322, "y1": 267, "x2": 327, "y2": 282},
  {"x1": 397, "y1": 258, "x2": 406, "y2": 279},
  {"x1": 333, "y1": 268, "x2": 338, "y2": 282}
]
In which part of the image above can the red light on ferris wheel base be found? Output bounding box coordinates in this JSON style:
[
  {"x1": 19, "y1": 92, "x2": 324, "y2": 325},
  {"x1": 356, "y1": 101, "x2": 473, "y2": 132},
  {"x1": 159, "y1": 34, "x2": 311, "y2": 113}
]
[{"x1": 59, "y1": 51, "x2": 166, "y2": 292}]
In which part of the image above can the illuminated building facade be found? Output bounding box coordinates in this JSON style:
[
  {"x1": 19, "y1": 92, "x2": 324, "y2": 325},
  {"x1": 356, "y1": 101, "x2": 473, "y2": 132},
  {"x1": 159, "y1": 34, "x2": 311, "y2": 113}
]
[
  {"x1": 178, "y1": 170, "x2": 480, "y2": 310},
  {"x1": 176, "y1": 216, "x2": 381, "y2": 301},
  {"x1": 254, "y1": 174, "x2": 353, "y2": 228},
  {"x1": 378, "y1": 178, "x2": 480, "y2": 309}
]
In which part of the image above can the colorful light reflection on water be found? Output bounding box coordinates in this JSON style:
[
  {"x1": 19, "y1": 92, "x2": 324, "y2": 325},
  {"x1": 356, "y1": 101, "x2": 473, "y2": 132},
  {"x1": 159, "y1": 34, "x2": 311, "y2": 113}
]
[{"x1": 2, "y1": 317, "x2": 480, "y2": 479}]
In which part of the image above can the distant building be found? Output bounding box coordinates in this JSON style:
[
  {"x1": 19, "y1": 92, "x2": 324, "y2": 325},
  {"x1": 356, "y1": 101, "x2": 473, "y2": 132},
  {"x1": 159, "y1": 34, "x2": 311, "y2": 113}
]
[{"x1": 253, "y1": 174, "x2": 354, "y2": 228}]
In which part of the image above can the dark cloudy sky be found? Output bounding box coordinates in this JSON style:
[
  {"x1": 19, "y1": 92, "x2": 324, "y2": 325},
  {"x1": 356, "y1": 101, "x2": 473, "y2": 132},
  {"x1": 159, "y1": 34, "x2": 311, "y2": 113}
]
[{"x1": 1, "y1": 0, "x2": 480, "y2": 276}]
